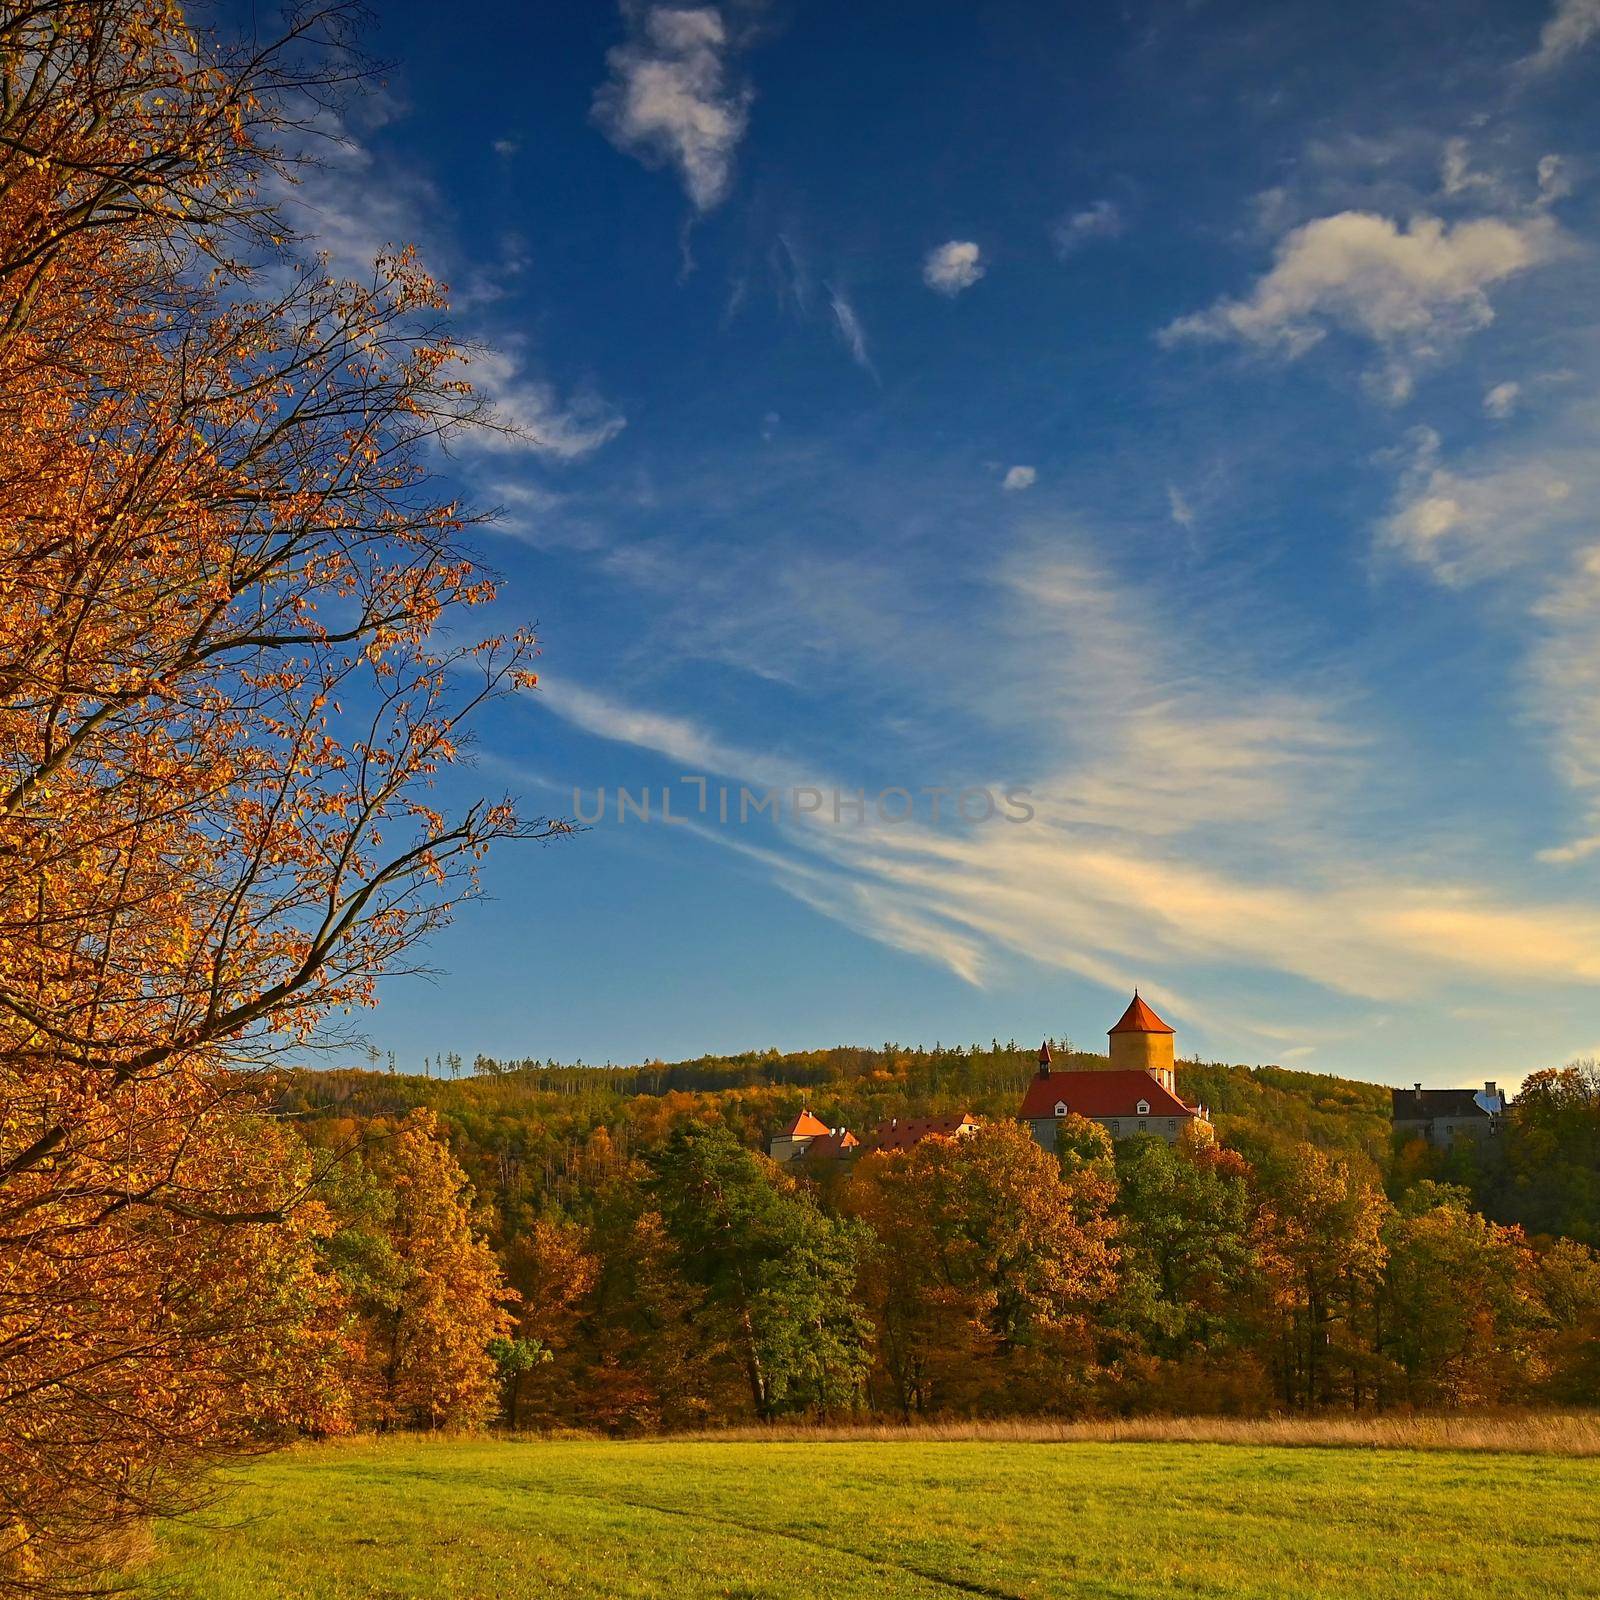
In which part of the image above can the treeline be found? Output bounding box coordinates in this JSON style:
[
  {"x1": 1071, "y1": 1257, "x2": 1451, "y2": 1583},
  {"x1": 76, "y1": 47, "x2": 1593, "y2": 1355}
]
[
  {"x1": 276, "y1": 1042, "x2": 1396, "y2": 1225},
  {"x1": 269, "y1": 1055, "x2": 1600, "y2": 1435}
]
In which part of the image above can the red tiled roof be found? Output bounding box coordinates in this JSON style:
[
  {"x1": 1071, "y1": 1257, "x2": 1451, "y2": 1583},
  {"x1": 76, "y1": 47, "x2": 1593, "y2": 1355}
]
[
  {"x1": 782, "y1": 1109, "x2": 831, "y2": 1138},
  {"x1": 803, "y1": 1129, "x2": 859, "y2": 1159},
  {"x1": 1108, "y1": 993, "x2": 1174, "y2": 1036},
  {"x1": 867, "y1": 1113, "x2": 981, "y2": 1152},
  {"x1": 1019, "y1": 1069, "x2": 1194, "y2": 1120}
]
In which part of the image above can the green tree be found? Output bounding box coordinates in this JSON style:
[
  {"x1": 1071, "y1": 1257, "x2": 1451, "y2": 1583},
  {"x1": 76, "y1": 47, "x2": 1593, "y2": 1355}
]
[
  {"x1": 1112, "y1": 1134, "x2": 1261, "y2": 1358},
  {"x1": 1487, "y1": 1063, "x2": 1600, "y2": 1245},
  {"x1": 647, "y1": 1124, "x2": 872, "y2": 1419}
]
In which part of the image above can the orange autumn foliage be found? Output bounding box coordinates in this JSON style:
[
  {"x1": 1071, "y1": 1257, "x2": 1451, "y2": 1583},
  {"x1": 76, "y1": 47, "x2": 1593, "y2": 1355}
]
[
  {"x1": 848, "y1": 1120, "x2": 1118, "y2": 1416},
  {"x1": 0, "y1": 4, "x2": 552, "y2": 1589},
  {"x1": 332, "y1": 1112, "x2": 514, "y2": 1432}
]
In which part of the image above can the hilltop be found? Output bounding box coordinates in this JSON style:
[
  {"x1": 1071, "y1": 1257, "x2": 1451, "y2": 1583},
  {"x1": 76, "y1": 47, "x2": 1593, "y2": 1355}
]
[{"x1": 275, "y1": 1042, "x2": 1396, "y2": 1224}]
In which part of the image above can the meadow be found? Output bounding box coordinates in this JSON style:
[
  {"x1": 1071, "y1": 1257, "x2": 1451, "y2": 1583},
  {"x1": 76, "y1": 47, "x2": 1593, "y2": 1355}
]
[{"x1": 149, "y1": 1425, "x2": 1600, "y2": 1599}]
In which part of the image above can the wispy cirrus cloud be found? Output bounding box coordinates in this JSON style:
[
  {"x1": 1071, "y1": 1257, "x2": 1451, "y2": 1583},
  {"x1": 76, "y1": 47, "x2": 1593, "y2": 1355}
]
[
  {"x1": 592, "y1": 5, "x2": 753, "y2": 212},
  {"x1": 1379, "y1": 395, "x2": 1600, "y2": 864},
  {"x1": 1484, "y1": 381, "x2": 1522, "y2": 419},
  {"x1": 1378, "y1": 423, "x2": 1583, "y2": 584},
  {"x1": 1529, "y1": 544, "x2": 1600, "y2": 862},
  {"x1": 1052, "y1": 200, "x2": 1125, "y2": 257},
  {"x1": 527, "y1": 536, "x2": 1600, "y2": 1039},
  {"x1": 828, "y1": 285, "x2": 876, "y2": 376},
  {"x1": 459, "y1": 348, "x2": 626, "y2": 462},
  {"x1": 1520, "y1": 0, "x2": 1600, "y2": 75},
  {"x1": 268, "y1": 105, "x2": 624, "y2": 465}
]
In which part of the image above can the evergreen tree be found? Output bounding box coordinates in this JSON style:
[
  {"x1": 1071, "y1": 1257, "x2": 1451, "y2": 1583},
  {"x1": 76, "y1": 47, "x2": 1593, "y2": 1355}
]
[{"x1": 647, "y1": 1124, "x2": 872, "y2": 1419}]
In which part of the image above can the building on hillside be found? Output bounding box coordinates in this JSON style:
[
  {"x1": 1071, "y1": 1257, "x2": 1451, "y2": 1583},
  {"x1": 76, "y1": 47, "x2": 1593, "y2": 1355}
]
[
  {"x1": 866, "y1": 1112, "x2": 981, "y2": 1153},
  {"x1": 1391, "y1": 1082, "x2": 1507, "y2": 1147},
  {"x1": 768, "y1": 1109, "x2": 859, "y2": 1163},
  {"x1": 801, "y1": 1127, "x2": 860, "y2": 1160},
  {"x1": 1020, "y1": 993, "x2": 1208, "y2": 1150}
]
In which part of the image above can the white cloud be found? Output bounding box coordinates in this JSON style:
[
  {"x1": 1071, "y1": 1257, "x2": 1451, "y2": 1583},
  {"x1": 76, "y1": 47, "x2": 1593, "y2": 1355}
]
[
  {"x1": 1002, "y1": 465, "x2": 1036, "y2": 492},
  {"x1": 1379, "y1": 404, "x2": 1600, "y2": 862},
  {"x1": 592, "y1": 5, "x2": 752, "y2": 212},
  {"x1": 1537, "y1": 154, "x2": 1573, "y2": 204},
  {"x1": 828, "y1": 287, "x2": 874, "y2": 374},
  {"x1": 1440, "y1": 138, "x2": 1492, "y2": 198},
  {"x1": 1167, "y1": 486, "x2": 1196, "y2": 529},
  {"x1": 459, "y1": 348, "x2": 626, "y2": 461},
  {"x1": 1484, "y1": 380, "x2": 1522, "y2": 419},
  {"x1": 1523, "y1": 0, "x2": 1600, "y2": 73},
  {"x1": 538, "y1": 678, "x2": 799, "y2": 787},
  {"x1": 1052, "y1": 200, "x2": 1125, "y2": 257},
  {"x1": 531, "y1": 550, "x2": 1600, "y2": 1013},
  {"x1": 923, "y1": 240, "x2": 985, "y2": 296},
  {"x1": 263, "y1": 110, "x2": 625, "y2": 466},
  {"x1": 1529, "y1": 545, "x2": 1600, "y2": 861},
  {"x1": 1379, "y1": 424, "x2": 1583, "y2": 584},
  {"x1": 1160, "y1": 210, "x2": 1557, "y2": 399}
]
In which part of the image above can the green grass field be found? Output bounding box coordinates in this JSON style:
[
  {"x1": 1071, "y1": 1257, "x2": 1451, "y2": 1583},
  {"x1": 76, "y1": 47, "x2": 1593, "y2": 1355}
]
[{"x1": 149, "y1": 1434, "x2": 1600, "y2": 1599}]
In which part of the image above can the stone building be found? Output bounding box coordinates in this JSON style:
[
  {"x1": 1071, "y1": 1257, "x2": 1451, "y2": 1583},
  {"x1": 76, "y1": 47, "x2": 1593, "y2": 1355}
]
[{"x1": 1390, "y1": 1082, "x2": 1507, "y2": 1147}]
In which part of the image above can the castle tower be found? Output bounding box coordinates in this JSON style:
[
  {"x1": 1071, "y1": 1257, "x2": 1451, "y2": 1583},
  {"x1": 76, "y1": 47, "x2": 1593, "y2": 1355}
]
[{"x1": 1108, "y1": 991, "x2": 1175, "y2": 1093}]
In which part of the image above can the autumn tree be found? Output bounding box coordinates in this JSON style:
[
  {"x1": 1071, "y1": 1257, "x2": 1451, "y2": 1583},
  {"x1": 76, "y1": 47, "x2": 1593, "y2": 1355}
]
[
  {"x1": 320, "y1": 1112, "x2": 512, "y2": 1429},
  {"x1": 1534, "y1": 1236, "x2": 1600, "y2": 1403},
  {"x1": 0, "y1": 2, "x2": 558, "y2": 1585},
  {"x1": 584, "y1": 1201, "x2": 733, "y2": 1432},
  {"x1": 852, "y1": 1120, "x2": 1117, "y2": 1416},
  {"x1": 500, "y1": 1216, "x2": 599, "y2": 1428},
  {"x1": 1252, "y1": 1145, "x2": 1390, "y2": 1409},
  {"x1": 1378, "y1": 1183, "x2": 1544, "y2": 1406}
]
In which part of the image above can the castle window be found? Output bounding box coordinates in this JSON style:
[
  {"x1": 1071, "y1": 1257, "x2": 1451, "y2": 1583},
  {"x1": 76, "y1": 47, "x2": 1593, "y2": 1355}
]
[
  {"x1": 1138, "y1": 1119, "x2": 1147, "y2": 1131},
  {"x1": 1108, "y1": 1119, "x2": 1119, "y2": 1133},
  {"x1": 1167, "y1": 1119, "x2": 1177, "y2": 1132},
  {"x1": 1053, "y1": 1101, "x2": 1068, "y2": 1117},
  {"x1": 1136, "y1": 1099, "x2": 1150, "y2": 1116}
]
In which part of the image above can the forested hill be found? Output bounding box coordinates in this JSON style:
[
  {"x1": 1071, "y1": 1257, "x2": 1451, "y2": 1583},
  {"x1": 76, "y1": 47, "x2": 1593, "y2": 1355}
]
[{"x1": 276, "y1": 1042, "x2": 1397, "y2": 1210}]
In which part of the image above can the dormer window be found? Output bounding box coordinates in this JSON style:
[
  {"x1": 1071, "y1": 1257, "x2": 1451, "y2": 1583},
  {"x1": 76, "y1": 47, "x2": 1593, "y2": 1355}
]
[
  {"x1": 1136, "y1": 1099, "x2": 1150, "y2": 1116},
  {"x1": 1053, "y1": 1101, "x2": 1068, "y2": 1117}
]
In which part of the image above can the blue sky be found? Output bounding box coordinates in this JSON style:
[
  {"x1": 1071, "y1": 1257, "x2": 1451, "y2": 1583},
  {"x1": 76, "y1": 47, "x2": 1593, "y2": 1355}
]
[{"x1": 280, "y1": 0, "x2": 1600, "y2": 1085}]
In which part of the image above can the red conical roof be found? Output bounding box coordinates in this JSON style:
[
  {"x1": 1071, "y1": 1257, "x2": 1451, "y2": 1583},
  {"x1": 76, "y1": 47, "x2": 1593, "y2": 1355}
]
[
  {"x1": 1108, "y1": 992, "x2": 1174, "y2": 1035},
  {"x1": 1038, "y1": 1040, "x2": 1052, "y2": 1066},
  {"x1": 783, "y1": 1109, "x2": 831, "y2": 1138}
]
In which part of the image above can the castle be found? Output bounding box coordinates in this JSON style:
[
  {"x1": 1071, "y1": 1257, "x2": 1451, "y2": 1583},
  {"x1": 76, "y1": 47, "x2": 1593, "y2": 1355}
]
[
  {"x1": 1020, "y1": 993, "x2": 1208, "y2": 1150},
  {"x1": 769, "y1": 993, "x2": 1209, "y2": 1163},
  {"x1": 768, "y1": 989, "x2": 1517, "y2": 1164}
]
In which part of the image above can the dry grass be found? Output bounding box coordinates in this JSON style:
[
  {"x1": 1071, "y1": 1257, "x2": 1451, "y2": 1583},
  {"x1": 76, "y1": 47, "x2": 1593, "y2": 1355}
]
[{"x1": 656, "y1": 1408, "x2": 1600, "y2": 1455}]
